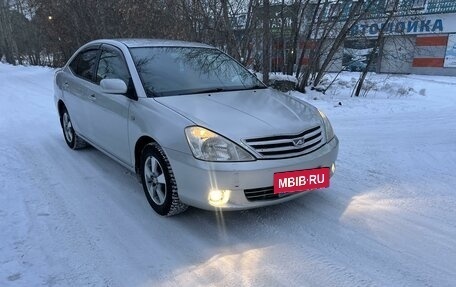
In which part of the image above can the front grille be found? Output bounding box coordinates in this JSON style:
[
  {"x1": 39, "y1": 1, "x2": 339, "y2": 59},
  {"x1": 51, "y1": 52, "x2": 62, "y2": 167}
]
[
  {"x1": 244, "y1": 126, "x2": 324, "y2": 159},
  {"x1": 244, "y1": 186, "x2": 293, "y2": 201}
]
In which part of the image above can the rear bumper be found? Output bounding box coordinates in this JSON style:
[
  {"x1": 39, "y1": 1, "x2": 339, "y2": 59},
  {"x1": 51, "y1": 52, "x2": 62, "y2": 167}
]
[{"x1": 165, "y1": 136, "x2": 339, "y2": 211}]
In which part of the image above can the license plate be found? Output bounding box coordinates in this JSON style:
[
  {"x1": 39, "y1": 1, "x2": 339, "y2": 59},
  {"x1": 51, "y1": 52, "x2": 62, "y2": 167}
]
[{"x1": 273, "y1": 168, "x2": 330, "y2": 194}]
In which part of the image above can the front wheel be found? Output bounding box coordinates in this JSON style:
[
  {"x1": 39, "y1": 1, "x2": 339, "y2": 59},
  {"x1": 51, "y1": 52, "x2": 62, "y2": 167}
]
[
  {"x1": 140, "y1": 143, "x2": 187, "y2": 216},
  {"x1": 60, "y1": 108, "x2": 87, "y2": 150}
]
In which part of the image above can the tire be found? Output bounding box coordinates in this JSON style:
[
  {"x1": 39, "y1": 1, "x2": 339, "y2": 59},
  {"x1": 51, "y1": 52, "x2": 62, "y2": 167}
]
[
  {"x1": 60, "y1": 107, "x2": 87, "y2": 150},
  {"x1": 140, "y1": 143, "x2": 187, "y2": 216}
]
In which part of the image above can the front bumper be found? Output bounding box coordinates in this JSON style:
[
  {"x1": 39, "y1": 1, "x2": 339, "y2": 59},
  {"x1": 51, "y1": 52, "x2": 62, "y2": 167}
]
[{"x1": 165, "y1": 136, "x2": 339, "y2": 211}]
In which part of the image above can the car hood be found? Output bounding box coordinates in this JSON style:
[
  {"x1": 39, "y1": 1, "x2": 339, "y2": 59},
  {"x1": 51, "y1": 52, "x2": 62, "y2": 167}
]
[{"x1": 154, "y1": 88, "x2": 322, "y2": 142}]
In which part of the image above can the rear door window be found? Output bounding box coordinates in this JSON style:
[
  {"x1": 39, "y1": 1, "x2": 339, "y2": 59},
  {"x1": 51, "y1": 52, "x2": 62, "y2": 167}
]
[{"x1": 69, "y1": 49, "x2": 99, "y2": 82}]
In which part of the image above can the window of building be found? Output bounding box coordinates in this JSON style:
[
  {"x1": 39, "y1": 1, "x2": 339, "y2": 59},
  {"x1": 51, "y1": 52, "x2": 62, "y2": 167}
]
[
  {"x1": 385, "y1": 0, "x2": 397, "y2": 12},
  {"x1": 412, "y1": 0, "x2": 426, "y2": 9}
]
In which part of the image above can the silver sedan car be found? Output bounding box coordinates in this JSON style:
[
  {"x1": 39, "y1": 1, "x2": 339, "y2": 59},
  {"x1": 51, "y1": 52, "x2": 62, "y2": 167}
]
[{"x1": 54, "y1": 39, "x2": 339, "y2": 216}]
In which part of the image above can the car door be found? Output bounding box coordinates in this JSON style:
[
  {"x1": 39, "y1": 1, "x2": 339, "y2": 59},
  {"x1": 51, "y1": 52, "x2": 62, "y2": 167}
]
[
  {"x1": 64, "y1": 48, "x2": 100, "y2": 138},
  {"x1": 88, "y1": 45, "x2": 134, "y2": 165}
]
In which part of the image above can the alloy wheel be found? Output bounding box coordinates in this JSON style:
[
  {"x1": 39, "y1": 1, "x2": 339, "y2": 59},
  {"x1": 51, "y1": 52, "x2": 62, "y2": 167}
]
[
  {"x1": 62, "y1": 112, "x2": 74, "y2": 143},
  {"x1": 144, "y1": 155, "x2": 167, "y2": 205}
]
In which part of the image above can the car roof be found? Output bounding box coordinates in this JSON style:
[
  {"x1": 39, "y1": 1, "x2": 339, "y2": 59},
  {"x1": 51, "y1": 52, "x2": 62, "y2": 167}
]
[{"x1": 112, "y1": 38, "x2": 213, "y2": 49}]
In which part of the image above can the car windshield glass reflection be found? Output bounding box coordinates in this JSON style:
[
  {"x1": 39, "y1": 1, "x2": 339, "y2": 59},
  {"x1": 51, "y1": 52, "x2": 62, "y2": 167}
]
[{"x1": 130, "y1": 47, "x2": 265, "y2": 97}]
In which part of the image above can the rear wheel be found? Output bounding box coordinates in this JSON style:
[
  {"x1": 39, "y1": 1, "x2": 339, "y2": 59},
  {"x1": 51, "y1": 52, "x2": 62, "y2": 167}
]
[
  {"x1": 140, "y1": 143, "x2": 187, "y2": 216},
  {"x1": 61, "y1": 108, "x2": 87, "y2": 150}
]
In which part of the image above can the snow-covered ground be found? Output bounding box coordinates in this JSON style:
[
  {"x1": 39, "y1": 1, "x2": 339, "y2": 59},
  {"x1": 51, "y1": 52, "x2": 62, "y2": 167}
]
[{"x1": 1, "y1": 64, "x2": 455, "y2": 287}]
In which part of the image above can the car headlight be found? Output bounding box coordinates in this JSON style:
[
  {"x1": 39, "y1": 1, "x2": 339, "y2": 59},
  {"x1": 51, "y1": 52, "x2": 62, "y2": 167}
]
[
  {"x1": 318, "y1": 110, "x2": 335, "y2": 142},
  {"x1": 185, "y1": 126, "x2": 255, "y2": 162}
]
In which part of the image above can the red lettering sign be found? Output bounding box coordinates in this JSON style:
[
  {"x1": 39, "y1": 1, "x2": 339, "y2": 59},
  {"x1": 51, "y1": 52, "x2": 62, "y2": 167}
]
[{"x1": 273, "y1": 168, "x2": 330, "y2": 194}]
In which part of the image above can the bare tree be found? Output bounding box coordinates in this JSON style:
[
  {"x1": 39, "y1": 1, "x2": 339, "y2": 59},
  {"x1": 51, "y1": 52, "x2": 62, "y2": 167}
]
[
  {"x1": 312, "y1": 0, "x2": 375, "y2": 89},
  {"x1": 0, "y1": 0, "x2": 19, "y2": 64},
  {"x1": 285, "y1": 0, "x2": 308, "y2": 75},
  {"x1": 295, "y1": 0, "x2": 322, "y2": 92},
  {"x1": 262, "y1": 0, "x2": 271, "y2": 85},
  {"x1": 352, "y1": 0, "x2": 399, "y2": 97}
]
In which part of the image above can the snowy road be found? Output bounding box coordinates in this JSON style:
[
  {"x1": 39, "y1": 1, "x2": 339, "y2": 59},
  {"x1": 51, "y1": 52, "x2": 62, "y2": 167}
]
[{"x1": 1, "y1": 64, "x2": 456, "y2": 287}]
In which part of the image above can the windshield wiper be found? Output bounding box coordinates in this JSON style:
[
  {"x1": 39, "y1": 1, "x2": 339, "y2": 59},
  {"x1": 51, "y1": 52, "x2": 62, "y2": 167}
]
[
  {"x1": 176, "y1": 85, "x2": 267, "y2": 96},
  {"x1": 244, "y1": 84, "x2": 267, "y2": 90},
  {"x1": 186, "y1": 88, "x2": 226, "y2": 95}
]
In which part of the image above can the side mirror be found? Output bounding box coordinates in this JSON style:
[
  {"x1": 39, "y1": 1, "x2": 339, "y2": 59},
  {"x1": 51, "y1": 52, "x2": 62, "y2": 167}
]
[{"x1": 100, "y1": 78, "x2": 128, "y2": 94}]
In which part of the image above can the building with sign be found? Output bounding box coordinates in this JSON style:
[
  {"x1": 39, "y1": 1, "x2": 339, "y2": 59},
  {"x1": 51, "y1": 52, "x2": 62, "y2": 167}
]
[
  {"x1": 338, "y1": 0, "x2": 456, "y2": 75},
  {"x1": 232, "y1": 0, "x2": 456, "y2": 76}
]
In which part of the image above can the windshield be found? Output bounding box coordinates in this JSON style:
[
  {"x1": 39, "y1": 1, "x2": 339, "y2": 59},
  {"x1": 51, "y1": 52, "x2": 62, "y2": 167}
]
[{"x1": 130, "y1": 47, "x2": 265, "y2": 97}]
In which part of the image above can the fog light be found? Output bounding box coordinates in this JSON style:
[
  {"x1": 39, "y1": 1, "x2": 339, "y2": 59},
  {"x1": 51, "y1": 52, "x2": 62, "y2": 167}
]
[
  {"x1": 208, "y1": 189, "x2": 231, "y2": 206},
  {"x1": 331, "y1": 163, "x2": 336, "y2": 174}
]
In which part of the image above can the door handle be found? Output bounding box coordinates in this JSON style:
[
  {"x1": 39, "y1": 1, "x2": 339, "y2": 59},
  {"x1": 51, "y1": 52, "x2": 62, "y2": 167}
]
[{"x1": 88, "y1": 94, "x2": 96, "y2": 101}]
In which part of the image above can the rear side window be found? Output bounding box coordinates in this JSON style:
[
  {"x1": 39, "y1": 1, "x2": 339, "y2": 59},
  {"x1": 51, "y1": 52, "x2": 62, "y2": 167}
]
[{"x1": 69, "y1": 49, "x2": 99, "y2": 81}]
